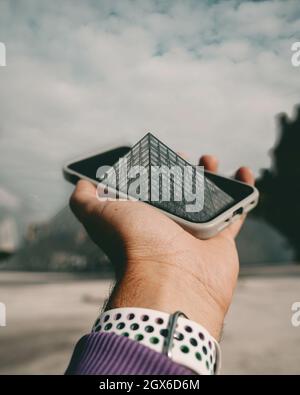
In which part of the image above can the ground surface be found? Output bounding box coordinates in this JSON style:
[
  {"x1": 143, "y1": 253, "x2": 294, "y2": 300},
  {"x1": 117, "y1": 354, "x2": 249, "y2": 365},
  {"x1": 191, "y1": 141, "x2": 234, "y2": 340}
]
[{"x1": 0, "y1": 268, "x2": 300, "y2": 374}]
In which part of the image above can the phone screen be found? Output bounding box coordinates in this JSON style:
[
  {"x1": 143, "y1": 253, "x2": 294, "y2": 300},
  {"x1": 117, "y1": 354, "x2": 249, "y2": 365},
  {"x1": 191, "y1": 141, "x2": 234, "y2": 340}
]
[{"x1": 67, "y1": 140, "x2": 254, "y2": 223}]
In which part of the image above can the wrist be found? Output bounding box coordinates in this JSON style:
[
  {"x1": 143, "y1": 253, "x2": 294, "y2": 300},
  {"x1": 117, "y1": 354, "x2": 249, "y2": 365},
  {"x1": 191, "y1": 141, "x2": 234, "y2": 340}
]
[{"x1": 107, "y1": 261, "x2": 225, "y2": 340}]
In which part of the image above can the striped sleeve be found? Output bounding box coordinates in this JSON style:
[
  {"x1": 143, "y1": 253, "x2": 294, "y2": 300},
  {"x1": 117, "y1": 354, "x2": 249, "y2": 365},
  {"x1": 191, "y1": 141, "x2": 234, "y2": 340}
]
[{"x1": 65, "y1": 332, "x2": 194, "y2": 375}]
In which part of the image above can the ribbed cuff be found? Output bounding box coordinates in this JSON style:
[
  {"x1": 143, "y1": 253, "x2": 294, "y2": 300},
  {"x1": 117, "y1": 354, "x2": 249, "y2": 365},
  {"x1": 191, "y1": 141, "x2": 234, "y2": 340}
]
[{"x1": 66, "y1": 332, "x2": 194, "y2": 375}]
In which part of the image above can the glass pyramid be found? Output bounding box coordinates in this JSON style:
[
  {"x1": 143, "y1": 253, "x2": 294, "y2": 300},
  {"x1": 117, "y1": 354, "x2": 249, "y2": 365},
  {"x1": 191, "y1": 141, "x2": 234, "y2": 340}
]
[{"x1": 101, "y1": 133, "x2": 234, "y2": 223}]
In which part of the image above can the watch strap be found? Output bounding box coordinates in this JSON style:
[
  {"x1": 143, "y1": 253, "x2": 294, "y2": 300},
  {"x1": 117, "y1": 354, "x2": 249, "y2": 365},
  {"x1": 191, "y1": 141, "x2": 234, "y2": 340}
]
[{"x1": 92, "y1": 307, "x2": 221, "y2": 375}]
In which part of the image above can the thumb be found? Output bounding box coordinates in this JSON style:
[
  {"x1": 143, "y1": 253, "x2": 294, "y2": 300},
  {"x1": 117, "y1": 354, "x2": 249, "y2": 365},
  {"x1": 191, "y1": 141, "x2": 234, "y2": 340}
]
[
  {"x1": 69, "y1": 179, "x2": 99, "y2": 222},
  {"x1": 69, "y1": 179, "x2": 129, "y2": 267},
  {"x1": 69, "y1": 179, "x2": 134, "y2": 237}
]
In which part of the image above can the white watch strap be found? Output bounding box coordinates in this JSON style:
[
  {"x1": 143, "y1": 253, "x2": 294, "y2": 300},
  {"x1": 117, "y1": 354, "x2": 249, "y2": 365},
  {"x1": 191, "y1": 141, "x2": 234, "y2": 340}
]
[{"x1": 92, "y1": 307, "x2": 221, "y2": 375}]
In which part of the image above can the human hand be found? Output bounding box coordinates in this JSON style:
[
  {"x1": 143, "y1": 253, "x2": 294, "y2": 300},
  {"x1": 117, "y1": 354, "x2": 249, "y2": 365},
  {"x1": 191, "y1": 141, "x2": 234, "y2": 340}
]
[{"x1": 70, "y1": 155, "x2": 254, "y2": 340}]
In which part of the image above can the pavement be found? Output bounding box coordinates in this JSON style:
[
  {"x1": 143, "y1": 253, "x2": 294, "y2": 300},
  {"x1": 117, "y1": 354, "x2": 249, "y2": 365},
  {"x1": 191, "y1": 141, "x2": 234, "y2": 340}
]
[{"x1": 0, "y1": 268, "x2": 300, "y2": 374}]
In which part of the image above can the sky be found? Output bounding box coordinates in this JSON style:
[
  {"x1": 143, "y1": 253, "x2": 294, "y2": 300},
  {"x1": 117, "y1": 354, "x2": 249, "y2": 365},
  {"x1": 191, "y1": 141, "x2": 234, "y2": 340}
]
[{"x1": 0, "y1": 0, "x2": 299, "y2": 224}]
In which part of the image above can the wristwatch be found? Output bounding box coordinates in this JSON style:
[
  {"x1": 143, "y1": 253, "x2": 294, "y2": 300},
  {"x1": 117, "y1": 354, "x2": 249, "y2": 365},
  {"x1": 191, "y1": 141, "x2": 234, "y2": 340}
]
[{"x1": 92, "y1": 307, "x2": 221, "y2": 375}]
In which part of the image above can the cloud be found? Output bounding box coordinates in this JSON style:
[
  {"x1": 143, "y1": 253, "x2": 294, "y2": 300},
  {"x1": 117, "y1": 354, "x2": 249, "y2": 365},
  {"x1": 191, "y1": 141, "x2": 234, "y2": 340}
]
[{"x1": 0, "y1": 0, "x2": 299, "y2": 221}]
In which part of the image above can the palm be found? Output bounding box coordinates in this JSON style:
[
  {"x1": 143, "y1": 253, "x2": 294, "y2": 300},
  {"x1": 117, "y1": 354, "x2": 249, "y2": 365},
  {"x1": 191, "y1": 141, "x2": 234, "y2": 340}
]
[{"x1": 90, "y1": 200, "x2": 240, "y2": 314}]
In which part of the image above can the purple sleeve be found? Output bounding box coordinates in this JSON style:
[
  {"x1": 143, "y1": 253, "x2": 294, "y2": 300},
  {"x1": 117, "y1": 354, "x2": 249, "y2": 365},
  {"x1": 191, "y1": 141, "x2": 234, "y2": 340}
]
[{"x1": 65, "y1": 332, "x2": 194, "y2": 375}]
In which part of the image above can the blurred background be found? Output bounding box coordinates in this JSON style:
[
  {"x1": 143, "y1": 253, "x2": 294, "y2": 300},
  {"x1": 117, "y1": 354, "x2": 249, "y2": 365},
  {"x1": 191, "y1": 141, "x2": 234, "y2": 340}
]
[{"x1": 0, "y1": 0, "x2": 300, "y2": 374}]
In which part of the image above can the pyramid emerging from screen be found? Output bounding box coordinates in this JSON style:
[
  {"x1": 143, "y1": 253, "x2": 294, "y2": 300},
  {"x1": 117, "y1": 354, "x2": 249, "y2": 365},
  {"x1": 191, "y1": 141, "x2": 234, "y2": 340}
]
[{"x1": 101, "y1": 133, "x2": 234, "y2": 223}]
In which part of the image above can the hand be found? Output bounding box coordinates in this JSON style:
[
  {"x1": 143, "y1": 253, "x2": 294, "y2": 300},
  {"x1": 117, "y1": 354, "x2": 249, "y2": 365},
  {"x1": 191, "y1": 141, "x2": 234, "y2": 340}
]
[{"x1": 70, "y1": 155, "x2": 254, "y2": 340}]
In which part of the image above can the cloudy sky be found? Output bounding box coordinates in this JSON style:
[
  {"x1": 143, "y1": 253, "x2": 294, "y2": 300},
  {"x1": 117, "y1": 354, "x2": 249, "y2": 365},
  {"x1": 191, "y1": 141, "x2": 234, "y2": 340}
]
[{"x1": 0, "y1": 0, "x2": 299, "y2": 224}]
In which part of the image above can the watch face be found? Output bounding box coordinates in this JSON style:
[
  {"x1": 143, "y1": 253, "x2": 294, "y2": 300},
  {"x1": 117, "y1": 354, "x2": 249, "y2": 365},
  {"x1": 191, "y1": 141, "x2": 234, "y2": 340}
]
[{"x1": 100, "y1": 133, "x2": 235, "y2": 223}]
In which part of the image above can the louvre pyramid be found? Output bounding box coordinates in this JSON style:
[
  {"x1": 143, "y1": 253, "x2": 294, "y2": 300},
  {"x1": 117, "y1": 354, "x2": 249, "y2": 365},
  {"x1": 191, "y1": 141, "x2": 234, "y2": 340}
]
[{"x1": 102, "y1": 133, "x2": 234, "y2": 223}]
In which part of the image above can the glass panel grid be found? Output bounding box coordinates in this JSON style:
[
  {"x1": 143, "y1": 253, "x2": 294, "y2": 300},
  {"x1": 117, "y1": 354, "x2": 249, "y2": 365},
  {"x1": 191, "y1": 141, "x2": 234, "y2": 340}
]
[{"x1": 100, "y1": 133, "x2": 235, "y2": 222}]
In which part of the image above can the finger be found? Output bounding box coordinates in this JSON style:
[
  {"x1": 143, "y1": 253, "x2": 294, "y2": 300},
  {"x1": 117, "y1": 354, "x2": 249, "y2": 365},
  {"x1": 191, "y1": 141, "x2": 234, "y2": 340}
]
[
  {"x1": 234, "y1": 166, "x2": 255, "y2": 185},
  {"x1": 199, "y1": 155, "x2": 219, "y2": 173}
]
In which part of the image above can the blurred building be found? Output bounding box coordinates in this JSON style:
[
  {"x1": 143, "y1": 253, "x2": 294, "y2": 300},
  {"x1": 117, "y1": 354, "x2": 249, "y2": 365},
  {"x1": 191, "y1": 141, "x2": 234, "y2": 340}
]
[
  {"x1": 0, "y1": 217, "x2": 18, "y2": 259},
  {"x1": 256, "y1": 107, "x2": 300, "y2": 260}
]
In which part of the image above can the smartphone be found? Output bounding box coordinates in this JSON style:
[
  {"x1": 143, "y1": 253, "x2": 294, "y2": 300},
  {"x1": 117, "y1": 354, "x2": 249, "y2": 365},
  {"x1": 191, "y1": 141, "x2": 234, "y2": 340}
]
[{"x1": 63, "y1": 134, "x2": 259, "y2": 239}]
